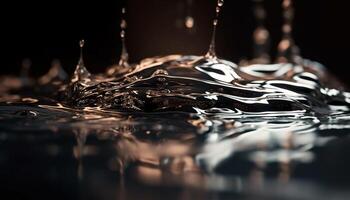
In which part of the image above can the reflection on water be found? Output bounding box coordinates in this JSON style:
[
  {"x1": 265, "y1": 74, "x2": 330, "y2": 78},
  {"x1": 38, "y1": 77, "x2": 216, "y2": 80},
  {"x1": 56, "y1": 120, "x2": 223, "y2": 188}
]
[{"x1": 1, "y1": 1, "x2": 350, "y2": 199}]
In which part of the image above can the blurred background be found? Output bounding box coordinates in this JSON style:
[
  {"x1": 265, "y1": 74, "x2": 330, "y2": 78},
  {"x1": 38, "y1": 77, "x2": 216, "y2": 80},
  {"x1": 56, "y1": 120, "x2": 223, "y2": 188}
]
[{"x1": 2, "y1": 0, "x2": 350, "y2": 86}]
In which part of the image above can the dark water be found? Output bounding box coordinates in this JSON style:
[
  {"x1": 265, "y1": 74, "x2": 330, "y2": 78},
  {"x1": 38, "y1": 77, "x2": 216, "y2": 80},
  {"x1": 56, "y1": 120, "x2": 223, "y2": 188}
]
[{"x1": 1, "y1": 55, "x2": 350, "y2": 200}]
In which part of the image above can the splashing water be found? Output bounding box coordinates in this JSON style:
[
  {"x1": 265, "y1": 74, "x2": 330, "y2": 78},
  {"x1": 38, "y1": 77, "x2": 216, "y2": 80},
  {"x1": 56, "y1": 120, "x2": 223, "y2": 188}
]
[
  {"x1": 1, "y1": 53, "x2": 350, "y2": 197},
  {"x1": 1, "y1": 1, "x2": 350, "y2": 199}
]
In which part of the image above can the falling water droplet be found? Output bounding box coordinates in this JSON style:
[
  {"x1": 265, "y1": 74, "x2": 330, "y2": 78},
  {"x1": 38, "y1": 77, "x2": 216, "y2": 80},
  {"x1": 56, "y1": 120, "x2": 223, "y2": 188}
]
[
  {"x1": 185, "y1": 16, "x2": 194, "y2": 29},
  {"x1": 205, "y1": 0, "x2": 224, "y2": 59},
  {"x1": 218, "y1": 0, "x2": 224, "y2": 7},
  {"x1": 276, "y1": 0, "x2": 300, "y2": 64},
  {"x1": 72, "y1": 39, "x2": 91, "y2": 82},
  {"x1": 252, "y1": 0, "x2": 270, "y2": 63}
]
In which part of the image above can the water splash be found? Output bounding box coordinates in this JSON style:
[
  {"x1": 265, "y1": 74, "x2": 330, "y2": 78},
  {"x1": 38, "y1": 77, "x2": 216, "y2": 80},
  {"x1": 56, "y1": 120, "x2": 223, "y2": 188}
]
[
  {"x1": 71, "y1": 39, "x2": 91, "y2": 83},
  {"x1": 62, "y1": 55, "x2": 349, "y2": 118},
  {"x1": 1, "y1": 54, "x2": 350, "y2": 199},
  {"x1": 1, "y1": 1, "x2": 350, "y2": 198},
  {"x1": 206, "y1": 0, "x2": 224, "y2": 59}
]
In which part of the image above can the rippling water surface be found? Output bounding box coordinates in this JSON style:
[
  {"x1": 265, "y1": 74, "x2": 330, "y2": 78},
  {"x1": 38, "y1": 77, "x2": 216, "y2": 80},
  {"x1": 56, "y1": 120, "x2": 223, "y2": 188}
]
[{"x1": 1, "y1": 55, "x2": 350, "y2": 199}]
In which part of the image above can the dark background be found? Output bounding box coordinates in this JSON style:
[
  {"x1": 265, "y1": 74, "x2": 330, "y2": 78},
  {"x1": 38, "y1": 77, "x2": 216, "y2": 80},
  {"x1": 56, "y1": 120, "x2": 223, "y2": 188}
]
[{"x1": 2, "y1": 0, "x2": 350, "y2": 85}]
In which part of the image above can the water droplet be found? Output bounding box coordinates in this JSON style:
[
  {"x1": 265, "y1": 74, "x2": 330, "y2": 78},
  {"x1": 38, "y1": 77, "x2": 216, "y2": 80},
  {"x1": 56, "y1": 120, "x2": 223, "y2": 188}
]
[
  {"x1": 218, "y1": 0, "x2": 224, "y2": 7},
  {"x1": 120, "y1": 20, "x2": 127, "y2": 30},
  {"x1": 79, "y1": 39, "x2": 85, "y2": 48},
  {"x1": 184, "y1": 0, "x2": 195, "y2": 31},
  {"x1": 185, "y1": 16, "x2": 194, "y2": 29}
]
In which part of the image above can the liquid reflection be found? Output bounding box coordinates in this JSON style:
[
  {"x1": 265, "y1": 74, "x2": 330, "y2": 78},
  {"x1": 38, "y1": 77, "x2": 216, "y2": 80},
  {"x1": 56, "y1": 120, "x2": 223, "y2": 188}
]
[{"x1": 1, "y1": 1, "x2": 350, "y2": 199}]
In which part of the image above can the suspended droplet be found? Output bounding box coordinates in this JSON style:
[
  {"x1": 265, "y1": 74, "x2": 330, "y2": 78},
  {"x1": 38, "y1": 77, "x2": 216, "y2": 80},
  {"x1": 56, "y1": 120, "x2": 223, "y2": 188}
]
[
  {"x1": 185, "y1": 16, "x2": 194, "y2": 29},
  {"x1": 218, "y1": 0, "x2": 224, "y2": 7},
  {"x1": 79, "y1": 39, "x2": 85, "y2": 48},
  {"x1": 184, "y1": 0, "x2": 195, "y2": 31},
  {"x1": 72, "y1": 39, "x2": 91, "y2": 82}
]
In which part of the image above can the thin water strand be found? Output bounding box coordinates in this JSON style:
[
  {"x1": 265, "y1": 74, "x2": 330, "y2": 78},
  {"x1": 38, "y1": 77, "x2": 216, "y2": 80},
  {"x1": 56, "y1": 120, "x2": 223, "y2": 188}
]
[
  {"x1": 206, "y1": 0, "x2": 224, "y2": 59},
  {"x1": 107, "y1": 7, "x2": 130, "y2": 76},
  {"x1": 72, "y1": 39, "x2": 91, "y2": 82}
]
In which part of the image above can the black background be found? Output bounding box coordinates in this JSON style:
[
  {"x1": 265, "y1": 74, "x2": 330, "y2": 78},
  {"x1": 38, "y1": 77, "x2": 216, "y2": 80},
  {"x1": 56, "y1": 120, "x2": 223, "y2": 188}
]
[{"x1": 2, "y1": 0, "x2": 350, "y2": 86}]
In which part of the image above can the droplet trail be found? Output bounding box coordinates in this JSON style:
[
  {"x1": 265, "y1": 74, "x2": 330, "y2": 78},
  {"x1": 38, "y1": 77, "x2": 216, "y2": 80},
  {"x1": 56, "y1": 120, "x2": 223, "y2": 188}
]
[
  {"x1": 276, "y1": 0, "x2": 300, "y2": 64},
  {"x1": 252, "y1": 0, "x2": 270, "y2": 63},
  {"x1": 206, "y1": 0, "x2": 224, "y2": 59},
  {"x1": 107, "y1": 7, "x2": 130, "y2": 76},
  {"x1": 119, "y1": 7, "x2": 129, "y2": 68}
]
